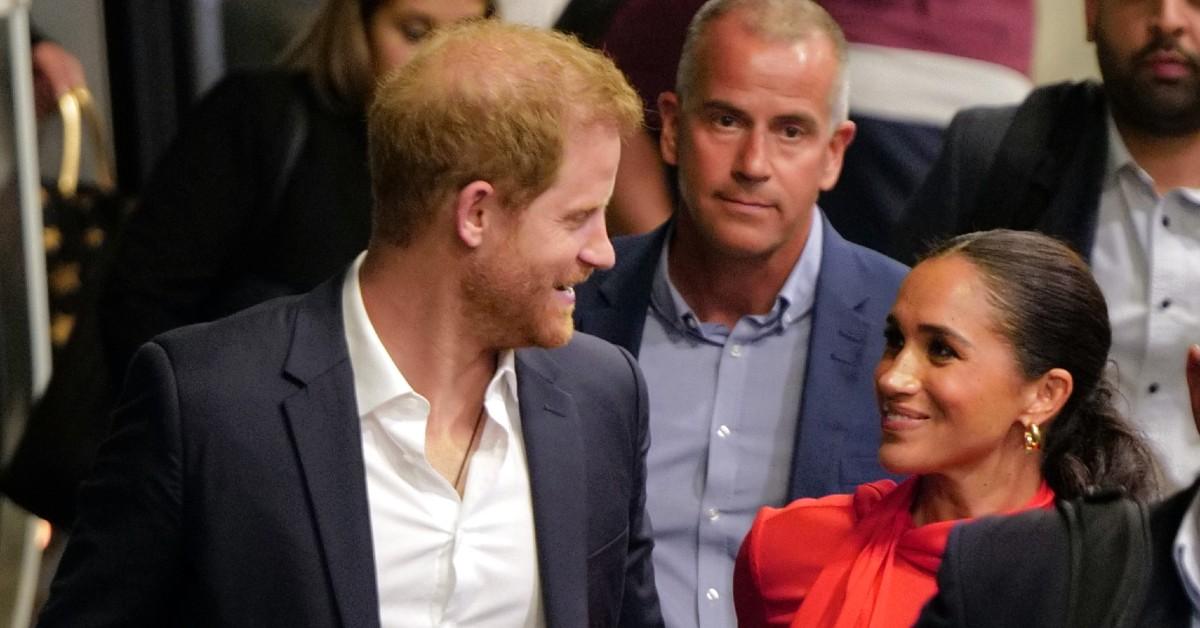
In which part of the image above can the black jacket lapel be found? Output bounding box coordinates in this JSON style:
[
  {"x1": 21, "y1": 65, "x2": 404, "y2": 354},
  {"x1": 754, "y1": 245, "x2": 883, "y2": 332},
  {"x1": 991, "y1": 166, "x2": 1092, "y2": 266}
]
[
  {"x1": 281, "y1": 278, "x2": 381, "y2": 628},
  {"x1": 515, "y1": 348, "x2": 588, "y2": 627}
]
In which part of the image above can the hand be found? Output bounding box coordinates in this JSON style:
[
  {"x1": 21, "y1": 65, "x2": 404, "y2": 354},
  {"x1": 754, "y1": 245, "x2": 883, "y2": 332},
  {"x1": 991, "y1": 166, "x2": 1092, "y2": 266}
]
[
  {"x1": 32, "y1": 40, "x2": 87, "y2": 118},
  {"x1": 1188, "y1": 344, "x2": 1200, "y2": 437}
]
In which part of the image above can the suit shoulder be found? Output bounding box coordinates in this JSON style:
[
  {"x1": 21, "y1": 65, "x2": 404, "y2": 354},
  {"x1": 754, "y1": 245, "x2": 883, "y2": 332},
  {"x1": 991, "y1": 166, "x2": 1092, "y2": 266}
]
[
  {"x1": 523, "y1": 332, "x2": 642, "y2": 400},
  {"x1": 947, "y1": 101, "x2": 1020, "y2": 130},
  {"x1": 823, "y1": 226, "x2": 908, "y2": 296},
  {"x1": 555, "y1": 332, "x2": 637, "y2": 371},
  {"x1": 153, "y1": 292, "x2": 305, "y2": 364},
  {"x1": 845, "y1": 241, "x2": 908, "y2": 283},
  {"x1": 948, "y1": 507, "x2": 1068, "y2": 573}
]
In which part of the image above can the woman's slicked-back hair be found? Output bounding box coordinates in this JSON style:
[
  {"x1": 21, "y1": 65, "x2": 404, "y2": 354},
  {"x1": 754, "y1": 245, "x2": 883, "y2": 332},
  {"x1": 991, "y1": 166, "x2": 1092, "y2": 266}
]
[{"x1": 925, "y1": 229, "x2": 1159, "y2": 499}]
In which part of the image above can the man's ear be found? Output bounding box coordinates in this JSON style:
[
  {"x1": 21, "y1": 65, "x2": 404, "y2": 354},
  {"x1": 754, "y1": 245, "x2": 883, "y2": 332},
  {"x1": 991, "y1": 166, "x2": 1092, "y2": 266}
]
[
  {"x1": 1021, "y1": 367, "x2": 1074, "y2": 429},
  {"x1": 658, "y1": 91, "x2": 681, "y2": 167},
  {"x1": 819, "y1": 119, "x2": 857, "y2": 191},
  {"x1": 454, "y1": 180, "x2": 497, "y2": 248}
]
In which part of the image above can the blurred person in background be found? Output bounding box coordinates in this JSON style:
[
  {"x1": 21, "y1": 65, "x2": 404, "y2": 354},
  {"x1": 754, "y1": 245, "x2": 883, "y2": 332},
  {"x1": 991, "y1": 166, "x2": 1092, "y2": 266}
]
[{"x1": 98, "y1": 0, "x2": 492, "y2": 379}]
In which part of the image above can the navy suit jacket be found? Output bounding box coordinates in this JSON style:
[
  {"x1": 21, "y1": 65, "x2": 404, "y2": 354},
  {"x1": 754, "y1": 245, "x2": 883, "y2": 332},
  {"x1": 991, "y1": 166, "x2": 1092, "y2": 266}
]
[
  {"x1": 39, "y1": 276, "x2": 662, "y2": 628},
  {"x1": 574, "y1": 218, "x2": 907, "y2": 499}
]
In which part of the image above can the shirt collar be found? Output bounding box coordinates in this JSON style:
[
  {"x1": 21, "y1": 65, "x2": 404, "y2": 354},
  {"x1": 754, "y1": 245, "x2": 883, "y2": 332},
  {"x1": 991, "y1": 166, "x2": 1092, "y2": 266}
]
[
  {"x1": 1105, "y1": 114, "x2": 1200, "y2": 205},
  {"x1": 649, "y1": 207, "x2": 824, "y2": 338},
  {"x1": 1105, "y1": 114, "x2": 1138, "y2": 179},
  {"x1": 1173, "y1": 484, "x2": 1200, "y2": 619},
  {"x1": 342, "y1": 252, "x2": 518, "y2": 419}
]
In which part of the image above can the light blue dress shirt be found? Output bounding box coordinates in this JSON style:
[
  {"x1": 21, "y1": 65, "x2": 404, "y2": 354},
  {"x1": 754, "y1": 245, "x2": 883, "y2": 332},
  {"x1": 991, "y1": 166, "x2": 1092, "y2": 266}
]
[
  {"x1": 1174, "y1": 486, "x2": 1200, "y2": 628},
  {"x1": 637, "y1": 212, "x2": 823, "y2": 628}
]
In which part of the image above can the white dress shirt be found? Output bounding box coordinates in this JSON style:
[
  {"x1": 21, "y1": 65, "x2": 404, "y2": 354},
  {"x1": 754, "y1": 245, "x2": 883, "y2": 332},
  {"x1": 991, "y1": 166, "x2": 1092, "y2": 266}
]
[
  {"x1": 1091, "y1": 117, "x2": 1200, "y2": 490},
  {"x1": 341, "y1": 254, "x2": 546, "y2": 627}
]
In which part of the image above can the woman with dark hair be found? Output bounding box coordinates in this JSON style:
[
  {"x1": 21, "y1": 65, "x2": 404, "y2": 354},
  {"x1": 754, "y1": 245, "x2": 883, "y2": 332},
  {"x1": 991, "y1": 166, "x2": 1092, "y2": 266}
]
[
  {"x1": 99, "y1": 0, "x2": 492, "y2": 375},
  {"x1": 734, "y1": 229, "x2": 1159, "y2": 628}
]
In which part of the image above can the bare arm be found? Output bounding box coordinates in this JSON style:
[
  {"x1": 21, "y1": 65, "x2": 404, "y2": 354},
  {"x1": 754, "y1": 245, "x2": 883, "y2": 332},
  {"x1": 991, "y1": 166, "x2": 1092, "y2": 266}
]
[{"x1": 607, "y1": 130, "x2": 673, "y2": 236}]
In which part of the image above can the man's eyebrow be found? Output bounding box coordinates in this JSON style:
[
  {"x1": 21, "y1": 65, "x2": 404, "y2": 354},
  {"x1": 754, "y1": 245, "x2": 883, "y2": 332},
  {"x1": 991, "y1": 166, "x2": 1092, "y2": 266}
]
[
  {"x1": 773, "y1": 112, "x2": 816, "y2": 127},
  {"x1": 699, "y1": 99, "x2": 746, "y2": 115}
]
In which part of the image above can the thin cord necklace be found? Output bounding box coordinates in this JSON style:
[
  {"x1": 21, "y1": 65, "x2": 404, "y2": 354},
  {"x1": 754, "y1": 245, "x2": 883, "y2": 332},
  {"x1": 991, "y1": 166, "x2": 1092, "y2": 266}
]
[{"x1": 452, "y1": 406, "x2": 486, "y2": 494}]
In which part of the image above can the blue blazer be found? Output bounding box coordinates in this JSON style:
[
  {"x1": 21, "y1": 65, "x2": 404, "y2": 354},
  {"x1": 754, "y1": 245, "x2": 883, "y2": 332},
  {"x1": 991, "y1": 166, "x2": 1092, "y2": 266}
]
[
  {"x1": 574, "y1": 218, "x2": 907, "y2": 499},
  {"x1": 40, "y1": 276, "x2": 663, "y2": 628}
]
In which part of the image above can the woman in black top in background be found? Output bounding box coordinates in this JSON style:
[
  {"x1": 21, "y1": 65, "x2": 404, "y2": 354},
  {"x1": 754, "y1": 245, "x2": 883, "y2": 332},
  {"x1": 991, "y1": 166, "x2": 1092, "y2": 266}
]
[{"x1": 100, "y1": 0, "x2": 492, "y2": 375}]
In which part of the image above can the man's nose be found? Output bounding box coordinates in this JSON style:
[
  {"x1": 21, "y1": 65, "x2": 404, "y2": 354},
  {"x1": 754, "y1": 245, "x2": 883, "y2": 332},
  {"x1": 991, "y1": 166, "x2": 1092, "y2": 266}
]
[
  {"x1": 733, "y1": 131, "x2": 770, "y2": 183},
  {"x1": 581, "y1": 215, "x2": 616, "y2": 270},
  {"x1": 1152, "y1": 0, "x2": 1192, "y2": 38}
]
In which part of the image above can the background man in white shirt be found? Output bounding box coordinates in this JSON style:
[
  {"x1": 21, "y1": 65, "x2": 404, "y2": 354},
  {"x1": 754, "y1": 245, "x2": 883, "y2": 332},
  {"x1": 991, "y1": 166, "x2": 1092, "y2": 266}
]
[{"x1": 37, "y1": 21, "x2": 662, "y2": 627}]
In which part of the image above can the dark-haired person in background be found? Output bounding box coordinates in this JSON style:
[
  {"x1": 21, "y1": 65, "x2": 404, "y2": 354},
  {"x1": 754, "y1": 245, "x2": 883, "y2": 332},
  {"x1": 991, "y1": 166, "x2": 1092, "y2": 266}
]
[
  {"x1": 734, "y1": 230, "x2": 1158, "y2": 628},
  {"x1": 915, "y1": 344, "x2": 1200, "y2": 628},
  {"x1": 896, "y1": 0, "x2": 1200, "y2": 489}
]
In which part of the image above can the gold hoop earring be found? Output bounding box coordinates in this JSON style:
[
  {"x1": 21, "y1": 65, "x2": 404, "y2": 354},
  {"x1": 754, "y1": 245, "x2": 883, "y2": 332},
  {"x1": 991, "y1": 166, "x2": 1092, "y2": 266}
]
[{"x1": 1023, "y1": 423, "x2": 1043, "y2": 452}]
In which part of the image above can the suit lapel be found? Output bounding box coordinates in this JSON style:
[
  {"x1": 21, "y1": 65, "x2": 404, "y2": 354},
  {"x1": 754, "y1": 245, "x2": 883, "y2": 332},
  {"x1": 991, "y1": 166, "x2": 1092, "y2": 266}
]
[
  {"x1": 1040, "y1": 85, "x2": 1109, "y2": 259},
  {"x1": 789, "y1": 221, "x2": 873, "y2": 498},
  {"x1": 281, "y1": 278, "x2": 381, "y2": 628},
  {"x1": 515, "y1": 348, "x2": 589, "y2": 627},
  {"x1": 574, "y1": 224, "x2": 668, "y2": 357}
]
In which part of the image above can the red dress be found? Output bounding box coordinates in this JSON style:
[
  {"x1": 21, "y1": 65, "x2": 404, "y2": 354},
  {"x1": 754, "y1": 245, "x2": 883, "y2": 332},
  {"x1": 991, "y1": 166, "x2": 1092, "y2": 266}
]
[{"x1": 733, "y1": 477, "x2": 1055, "y2": 628}]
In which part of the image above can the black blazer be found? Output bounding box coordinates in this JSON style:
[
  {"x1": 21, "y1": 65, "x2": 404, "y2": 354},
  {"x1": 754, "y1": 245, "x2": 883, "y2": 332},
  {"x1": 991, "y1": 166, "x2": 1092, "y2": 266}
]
[
  {"x1": 894, "y1": 81, "x2": 1109, "y2": 265},
  {"x1": 99, "y1": 71, "x2": 373, "y2": 377},
  {"x1": 40, "y1": 276, "x2": 663, "y2": 627},
  {"x1": 915, "y1": 481, "x2": 1199, "y2": 628}
]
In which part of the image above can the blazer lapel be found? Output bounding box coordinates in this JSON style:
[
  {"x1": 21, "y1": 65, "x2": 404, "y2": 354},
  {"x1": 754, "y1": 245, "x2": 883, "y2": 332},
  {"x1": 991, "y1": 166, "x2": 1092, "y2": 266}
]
[
  {"x1": 1040, "y1": 86, "x2": 1109, "y2": 259},
  {"x1": 281, "y1": 279, "x2": 381, "y2": 628},
  {"x1": 515, "y1": 348, "x2": 588, "y2": 627},
  {"x1": 789, "y1": 221, "x2": 874, "y2": 498},
  {"x1": 574, "y1": 224, "x2": 668, "y2": 357}
]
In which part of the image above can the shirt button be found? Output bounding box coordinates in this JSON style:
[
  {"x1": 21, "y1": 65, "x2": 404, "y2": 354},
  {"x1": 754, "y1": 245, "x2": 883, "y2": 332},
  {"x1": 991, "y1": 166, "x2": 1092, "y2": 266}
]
[
  {"x1": 1148, "y1": 383, "x2": 1160, "y2": 394},
  {"x1": 1161, "y1": 298, "x2": 1172, "y2": 310},
  {"x1": 1162, "y1": 215, "x2": 1171, "y2": 228},
  {"x1": 706, "y1": 588, "x2": 720, "y2": 601},
  {"x1": 730, "y1": 344, "x2": 743, "y2": 358},
  {"x1": 716, "y1": 425, "x2": 731, "y2": 438},
  {"x1": 706, "y1": 508, "x2": 720, "y2": 521}
]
